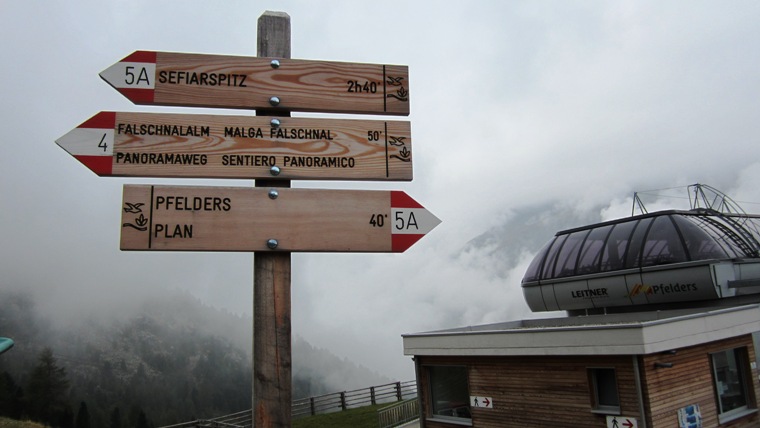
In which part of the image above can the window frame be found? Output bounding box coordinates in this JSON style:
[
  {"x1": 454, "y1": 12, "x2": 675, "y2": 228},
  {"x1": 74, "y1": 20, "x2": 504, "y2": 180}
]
[
  {"x1": 710, "y1": 347, "x2": 756, "y2": 424},
  {"x1": 425, "y1": 364, "x2": 472, "y2": 425},
  {"x1": 588, "y1": 367, "x2": 621, "y2": 415}
]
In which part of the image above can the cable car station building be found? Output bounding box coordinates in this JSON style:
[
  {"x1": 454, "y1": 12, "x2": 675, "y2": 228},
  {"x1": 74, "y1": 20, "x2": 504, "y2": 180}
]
[{"x1": 404, "y1": 190, "x2": 760, "y2": 427}]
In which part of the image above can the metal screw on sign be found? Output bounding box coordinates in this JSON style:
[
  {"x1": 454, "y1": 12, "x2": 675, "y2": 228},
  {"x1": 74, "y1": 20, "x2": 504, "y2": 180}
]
[
  {"x1": 266, "y1": 239, "x2": 279, "y2": 249},
  {"x1": 270, "y1": 118, "x2": 281, "y2": 128},
  {"x1": 268, "y1": 189, "x2": 279, "y2": 199},
  {"x1": 269, "y1": 96, "x2": 280, "y2": 106},
  {"x1": 270, "y1": 59, "x2": 280, "y2": 69},
  {"x1": 270, "y1": 166, "x2": 281, "y2": 176}
]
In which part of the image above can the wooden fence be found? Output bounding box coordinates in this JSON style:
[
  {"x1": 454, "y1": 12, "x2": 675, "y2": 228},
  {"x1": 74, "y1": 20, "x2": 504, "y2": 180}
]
[{"x1": 291, "y1": 380, "x2": 417, "y2": 418}]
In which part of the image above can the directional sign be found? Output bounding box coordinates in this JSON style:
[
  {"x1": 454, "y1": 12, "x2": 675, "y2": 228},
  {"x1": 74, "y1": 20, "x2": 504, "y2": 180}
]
[
  {"x1": 607, "y1": 416, "x2": 637, "y2": 428},
  {"x1": 470, "y1": 396, "x2": 493, "y2": 409},
  {"x1": 100, "y1": 51, "x2": 410, "y2": 115},
  {"x1": 56, "y1": 112, "x2": 412, "y2": 181},
  {"x1": 121, "y1": 185, "x2": 440, "y2": 252}
]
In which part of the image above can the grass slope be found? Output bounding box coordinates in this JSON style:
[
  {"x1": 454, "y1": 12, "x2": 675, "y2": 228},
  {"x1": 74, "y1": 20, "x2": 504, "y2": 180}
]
[
  {"x1": 0, "y1": 418, "x2": 45, "y2": 428},
  {"x1": 292, "y1": 404, "x2": 385, "y2": 428}
]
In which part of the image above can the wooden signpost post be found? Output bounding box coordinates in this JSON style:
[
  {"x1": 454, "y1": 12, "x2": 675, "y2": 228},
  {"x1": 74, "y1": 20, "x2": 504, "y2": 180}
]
[
  {"x1": 57, "y1": 10, "x2": 437, "y2": 428},
  {"x1": 253, "y1": 13, "x2": 293, "y2": 427},
  {"x1": 56, "y1": 111, "x2": 412, "y2": 180}
]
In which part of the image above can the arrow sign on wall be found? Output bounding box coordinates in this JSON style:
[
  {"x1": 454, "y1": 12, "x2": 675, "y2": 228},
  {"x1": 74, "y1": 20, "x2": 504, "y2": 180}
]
[
  {"x1": 100, "y1": 51, "x2": 409, "y2": 115},
  {"x1": 55, "y1": 111, "x2": 412, "y2": 181},
  {"x1": 606, "y1": 416, "x2": 638, "y2": 428},
  {"x1": 120, "y1": 185, "x2": 440, "y2": 253},
  {"x1": 470, "y1": 396, "x2": 494, "y2": 409}
]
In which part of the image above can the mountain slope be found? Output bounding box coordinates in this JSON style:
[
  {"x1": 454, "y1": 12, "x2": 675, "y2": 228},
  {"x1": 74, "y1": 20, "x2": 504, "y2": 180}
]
[{"x1": 0, "y1": 288, "x2": 389, "y2": 427}]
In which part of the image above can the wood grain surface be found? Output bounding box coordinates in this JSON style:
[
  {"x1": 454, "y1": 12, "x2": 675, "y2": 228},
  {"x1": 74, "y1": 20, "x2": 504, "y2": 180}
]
[
  {"x1": 102, "y1": 50, "x2": 409, "y2": 115},
  {"x1": 120, "y1": 185, "x2": 396, "y2": 252},
  {"x1": 109, "y1": 112, "x2": 412, "y2": 180}
]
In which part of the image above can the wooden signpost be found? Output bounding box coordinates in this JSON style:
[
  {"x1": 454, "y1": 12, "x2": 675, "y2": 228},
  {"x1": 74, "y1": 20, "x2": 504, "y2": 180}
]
[
  {"x1": 56, "y1": 111, "x2": 412, "y2": 180},
  {"x1": 58, "y1": 10, "x2": 436, "y2": 428},
  {"x1": 100, "y1": 50, "x2": 410, "y2": 115},
  {"x1": 120, "y1": 185, "x2": 440, "y2": 252},
  {"x1": 253, "y1": 13, "x2": 293, "y2": 428}
]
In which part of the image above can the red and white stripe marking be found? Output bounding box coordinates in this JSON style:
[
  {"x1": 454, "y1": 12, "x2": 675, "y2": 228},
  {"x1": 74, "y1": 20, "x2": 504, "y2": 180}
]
[
  {"x1": 55, "y1": 112, "x2": 115, "y2": 175},
  {"x1": 391, "y1": 191, "x2": 441, "y2": 252},
  {"x1": 99, "y1": 51, "x2": 157, "y2": 103}
]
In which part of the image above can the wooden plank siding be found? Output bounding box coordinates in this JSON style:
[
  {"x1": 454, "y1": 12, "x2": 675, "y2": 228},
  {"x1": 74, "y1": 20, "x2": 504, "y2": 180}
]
[
  {"x1": 416, "y1": 355, "x2": 640, "y2": 428},
  {"x1": 415, "y1": 335, "x2": 760, "y2": 428},
  {"x1": 640, "y1": 334, "x2": 760, "y2": 428}
]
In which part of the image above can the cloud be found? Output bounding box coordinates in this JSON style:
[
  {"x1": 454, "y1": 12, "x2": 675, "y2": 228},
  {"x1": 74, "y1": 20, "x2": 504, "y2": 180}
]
[{"x1": 3, "y1": 1, "x2": 760, "y2": 382}]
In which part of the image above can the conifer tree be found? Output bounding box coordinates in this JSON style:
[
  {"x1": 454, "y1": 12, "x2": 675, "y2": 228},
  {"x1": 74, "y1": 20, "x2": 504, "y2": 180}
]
[
  {"x1": 0, "y1": 371, "x2": 23, "y2": 419},
  {"x1": 75, "y1": 401, "x2": 91, "y2": 428},
  {"x1": 136, "y1": 410, "x2": 150, "y2": 428},
  {"x1": 26, "y1": 348, "x2": 72, "y2": 426},
  {"x1": 109, "y1": 407, "x2": 122, "y2": 428}
]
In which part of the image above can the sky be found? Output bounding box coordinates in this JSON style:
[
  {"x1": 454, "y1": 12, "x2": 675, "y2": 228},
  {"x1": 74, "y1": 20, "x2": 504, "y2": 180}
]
[{"x1": 2, "y1": 1, "x2": 760, "y2": 381}]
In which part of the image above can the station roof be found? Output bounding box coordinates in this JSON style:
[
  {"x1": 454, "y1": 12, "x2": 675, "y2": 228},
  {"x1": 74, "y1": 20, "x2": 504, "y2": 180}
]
[
  {"x1": 522, "y1": 209, "x2": 760, "y2": 285},
  {"x1": 402, "y1": 304, "x2": 760, "y2": 357}
]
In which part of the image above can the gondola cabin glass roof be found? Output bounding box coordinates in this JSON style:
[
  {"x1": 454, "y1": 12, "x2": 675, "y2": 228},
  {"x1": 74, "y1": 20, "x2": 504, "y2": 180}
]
[
  {"x1": 521, "y1": 209, "x2": 760, "y2": 312},
  {"x1": 523, "y1": 209, "x2": 760, "y2": 282}
]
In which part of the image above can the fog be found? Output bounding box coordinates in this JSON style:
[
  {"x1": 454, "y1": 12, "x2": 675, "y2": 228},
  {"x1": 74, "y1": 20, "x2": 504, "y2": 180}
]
[{"x1": 2, "y1": 1, "x2": 760, "y2": 381}]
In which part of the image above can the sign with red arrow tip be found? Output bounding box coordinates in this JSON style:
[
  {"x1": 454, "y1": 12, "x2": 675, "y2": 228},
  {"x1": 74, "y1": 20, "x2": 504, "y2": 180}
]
[
  {"x1": 120, "y1": 185, "x2": 440, "y2": 253},
  {"x1": 100, "y1": 51, "x2": 410, "y2": 115},
  {"x1": 55, "y1": 111, "x2": 412, "y2": 181},
  {"x1": 606, "y1": 416, "x2": 638, "y2": 428},
  {"x1": 470, "y1": 396, "x2": 493, "y2": 409}
]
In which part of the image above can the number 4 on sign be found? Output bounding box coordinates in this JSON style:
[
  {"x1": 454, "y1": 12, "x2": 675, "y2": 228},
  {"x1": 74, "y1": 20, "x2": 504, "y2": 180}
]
[{"x1": 97, "y1": 133, "x2": 108, "y2": 152}]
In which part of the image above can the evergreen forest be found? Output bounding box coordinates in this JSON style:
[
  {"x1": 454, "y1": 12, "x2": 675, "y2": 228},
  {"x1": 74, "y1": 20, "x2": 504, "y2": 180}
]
[{"x1": 0, "y1": 289, "x2": 389, "y2": 427}]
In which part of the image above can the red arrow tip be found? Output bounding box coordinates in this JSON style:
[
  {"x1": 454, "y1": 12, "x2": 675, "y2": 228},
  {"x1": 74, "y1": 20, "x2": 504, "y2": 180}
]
[
  {"x1": 79, "y1": 111, "x2": 116, "y2": 129},
  {"x1": 392, "y1": 234, "x2": 425, "y2": 253},
  {"x1": 391, "y1": 191, "x2": 423, "y2": 208},
  {"x1": 74, "y1": 155, "x2": 113, "y2": 176},
  {"x1": 122, "y1": 50, "x2": 157, "y2": 63}
]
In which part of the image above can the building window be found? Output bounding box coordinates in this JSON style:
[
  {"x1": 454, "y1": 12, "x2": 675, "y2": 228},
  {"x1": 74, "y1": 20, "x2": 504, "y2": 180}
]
[
  {"x1": 589, "y1": 368, "x2": 620, "y2": 414},
  {"x1": 711, "y1": 347, "x2": 753, "y2": 421},
  {"x1": 427, "y1": 365, "x2": 471, "y2": 421}
]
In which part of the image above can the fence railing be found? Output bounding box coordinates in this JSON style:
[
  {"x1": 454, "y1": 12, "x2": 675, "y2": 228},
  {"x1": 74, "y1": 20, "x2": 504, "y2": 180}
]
[
  {"x1": 377, "y1": 398, "x2": 420, "y2": 428},
  {"x1": 158, "y1": 409, "x2": 252, "y2": 428},
  {"x1": 158, "y1": 380, "x2": 418, "y2": 428},
  {"x1": 292, "y1": 380, "x2": 417, "y2": 418}
]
